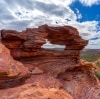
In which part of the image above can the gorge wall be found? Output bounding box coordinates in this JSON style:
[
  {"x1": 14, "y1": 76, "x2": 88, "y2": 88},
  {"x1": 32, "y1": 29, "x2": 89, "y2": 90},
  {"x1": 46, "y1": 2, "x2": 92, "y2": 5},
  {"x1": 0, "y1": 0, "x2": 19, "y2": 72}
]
[{"x1": 0, "y1": 25, "x2": 100, "y2": 99}]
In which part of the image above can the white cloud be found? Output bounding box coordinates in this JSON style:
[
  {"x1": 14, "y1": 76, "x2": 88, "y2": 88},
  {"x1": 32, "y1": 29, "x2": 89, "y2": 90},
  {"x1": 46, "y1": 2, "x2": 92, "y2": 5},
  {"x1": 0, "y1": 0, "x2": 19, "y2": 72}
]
[
  {"x1": 67, "y1": 20, "x2": 100, "y2": 49},
  {"x1": 68, "y1": 21, "x2": 99, "y2": 39},
  {"x1": 0, "y1": 0, "x2": 100, "y2": 49},
  {"x1": 0, "y1": 0, "x2": 77, "y2": 30},
  {"x1": 79, "y1": 0, "x2": 100, "y2": 6},
  {"x1": 33, "y1": 0, "x2": 74, "y2": 6},
  {"x1": 75, "y1": 8, "x2": 82, "y2": 19},
  {"x1": 85, "y1": 38, "x2": 100, "y2": 49}
]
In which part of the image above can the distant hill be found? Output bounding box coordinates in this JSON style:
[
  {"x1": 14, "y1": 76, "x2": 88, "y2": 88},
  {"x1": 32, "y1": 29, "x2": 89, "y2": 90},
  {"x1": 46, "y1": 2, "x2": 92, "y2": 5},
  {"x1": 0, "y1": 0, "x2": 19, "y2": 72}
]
[
  {"x1": 81, "y1": 49, "x2": 100, "y2": 55},
  {"x1": 81, "y1": 49, "x2": 100, "y2": 62}
]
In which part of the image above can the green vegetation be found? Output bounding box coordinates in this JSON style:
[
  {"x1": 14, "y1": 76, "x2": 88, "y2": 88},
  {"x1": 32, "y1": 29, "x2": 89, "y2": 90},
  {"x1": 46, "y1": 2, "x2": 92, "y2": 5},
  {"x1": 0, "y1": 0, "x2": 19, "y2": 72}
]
[
  {"x1": 81, "y1": 53, "x2": 100, "y2": 80},
  {"x1": 96, "y1": 62, "x2": 100, "y2": 67},
  {"x1": 81, "y1": 53, "x2": 100, "y2": 62},
  {"x1": 95, "y1": 71, "x2": 100, "y2": 79}
]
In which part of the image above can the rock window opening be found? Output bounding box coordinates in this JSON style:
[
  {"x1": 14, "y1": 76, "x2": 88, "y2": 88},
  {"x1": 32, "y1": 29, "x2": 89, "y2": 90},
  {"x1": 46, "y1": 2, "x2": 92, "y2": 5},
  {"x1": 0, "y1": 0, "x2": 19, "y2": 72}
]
[{"x1": 41, "y1": 39, "x2": 66, "y2": 51}]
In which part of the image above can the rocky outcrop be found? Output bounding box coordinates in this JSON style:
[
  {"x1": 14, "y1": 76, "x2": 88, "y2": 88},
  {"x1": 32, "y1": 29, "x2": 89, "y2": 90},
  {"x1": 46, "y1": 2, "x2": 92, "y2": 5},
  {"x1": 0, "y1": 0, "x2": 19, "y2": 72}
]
[
  {"x1": 1, "y1": 25, "x2": 88, "y2": 76},
  {"x1": 0, "y1": 25, "x2": 100, "y2": 99},
  {"x1": 58, "y1": 66, "x2": 100, "y2": 99},
  {"x1": 0, "y1": 43, "x2": 29, "y2": 88},
  {"x1": 1, "y1": 25, "x2": 87, "y2": 50}
]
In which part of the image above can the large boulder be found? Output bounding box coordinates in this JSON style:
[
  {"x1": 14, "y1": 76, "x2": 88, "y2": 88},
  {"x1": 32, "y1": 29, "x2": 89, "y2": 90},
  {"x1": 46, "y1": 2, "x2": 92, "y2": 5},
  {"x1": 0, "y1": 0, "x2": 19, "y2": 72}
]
[{"x1": 0, "y1": 43, "x2": 29, "y2": 88}]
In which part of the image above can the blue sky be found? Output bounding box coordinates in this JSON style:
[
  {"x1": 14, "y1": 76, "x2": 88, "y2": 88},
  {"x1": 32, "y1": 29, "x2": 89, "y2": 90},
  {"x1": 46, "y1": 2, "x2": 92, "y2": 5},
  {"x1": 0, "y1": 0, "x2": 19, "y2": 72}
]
[
  {"x1": 70, "y1": 1, "x2": 100, "y2": 22},
  {"x1": 0, "y1": 0, "x2": 100, "y2": 49}
]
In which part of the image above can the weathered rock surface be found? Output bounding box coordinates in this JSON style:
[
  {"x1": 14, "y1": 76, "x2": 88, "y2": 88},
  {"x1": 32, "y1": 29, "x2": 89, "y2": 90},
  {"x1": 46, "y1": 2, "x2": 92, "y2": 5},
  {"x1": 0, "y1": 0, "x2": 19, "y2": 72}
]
[
  {"x1": 0, "y1": 43, "x2": 29, "y2": 89},
  {"x1": 0, "y1": 84, "x2": 73, "y2": 99},
  {"x1": 0, "y1": 25, "x2": 100, "y2": 99},
  {"x1": 58, "y1": 66, "x2": 100, "y2": 99}
]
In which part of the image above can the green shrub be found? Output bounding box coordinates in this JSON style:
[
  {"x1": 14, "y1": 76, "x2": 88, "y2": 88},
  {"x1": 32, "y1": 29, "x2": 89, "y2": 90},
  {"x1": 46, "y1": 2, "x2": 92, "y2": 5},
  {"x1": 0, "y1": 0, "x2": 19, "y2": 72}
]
[
  {"x1": 95, "y1": 71, "x2": 100, "y2": 79},
  {"x1": 96, "y1": 62, "x2": 100, "y2": 67},
  {"x1": 81, "y1": 54, "x2": 100, "y2": 62}
]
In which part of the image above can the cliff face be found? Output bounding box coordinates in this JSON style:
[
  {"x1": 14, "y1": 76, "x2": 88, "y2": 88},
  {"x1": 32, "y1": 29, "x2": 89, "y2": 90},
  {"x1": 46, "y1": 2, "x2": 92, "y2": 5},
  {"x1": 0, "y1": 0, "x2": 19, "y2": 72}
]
[{"x1": 0, "y1": 25, "x2": 100, "y2": 99}]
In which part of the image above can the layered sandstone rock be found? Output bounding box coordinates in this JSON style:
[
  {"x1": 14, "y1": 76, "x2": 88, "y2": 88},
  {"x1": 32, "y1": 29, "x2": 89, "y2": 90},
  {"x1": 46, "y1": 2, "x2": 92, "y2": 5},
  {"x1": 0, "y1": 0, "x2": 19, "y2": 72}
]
[
  {"x1": 0, "y1": 43, "x2": 29, "y2": 89},
  {"x1": 1, "y1": 25, "x2": 88, "y2": 76},
  {"x1": 0, "y1": 25, "x2": 100, "y2": 99},
  {"x1": 1, "y1": 25, "x2": 87, "y2": 49}
]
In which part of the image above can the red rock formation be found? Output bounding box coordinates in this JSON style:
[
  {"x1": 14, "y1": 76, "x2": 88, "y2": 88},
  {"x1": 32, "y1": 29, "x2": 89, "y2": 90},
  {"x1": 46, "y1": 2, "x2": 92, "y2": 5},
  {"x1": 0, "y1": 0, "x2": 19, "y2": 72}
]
[
  {"x1": 1, "y1": 24, "x2": 88, "y2": 52},
  {"x1": 58, "y1": 66, "x2": 100, "y2": 99},
  {"x1": 1, "y1": 25, "x2": 88, "y2": 76},
  {"x1": 0, "y1": 43, "x2": 29, "y2": 89},
  {"x1": 0, "y1": 25, "x2": 100, "y2": 99}
]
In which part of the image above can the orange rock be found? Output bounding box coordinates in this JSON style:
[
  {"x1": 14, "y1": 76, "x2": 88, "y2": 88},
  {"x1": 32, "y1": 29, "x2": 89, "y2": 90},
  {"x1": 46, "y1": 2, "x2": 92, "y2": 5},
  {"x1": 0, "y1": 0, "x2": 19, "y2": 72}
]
[
  {"x1": 17, "y1": 86, "x2": 73, "y2": 99},
  {"x1": 31, "y1": 67, "x2": 44, "y2": 74},
  {"x1": 0, "y1": 43, "x2": 29, "y2": 88},
  {"x1": 0, "y1": 84, "x2": 73, "y2": 99}
]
